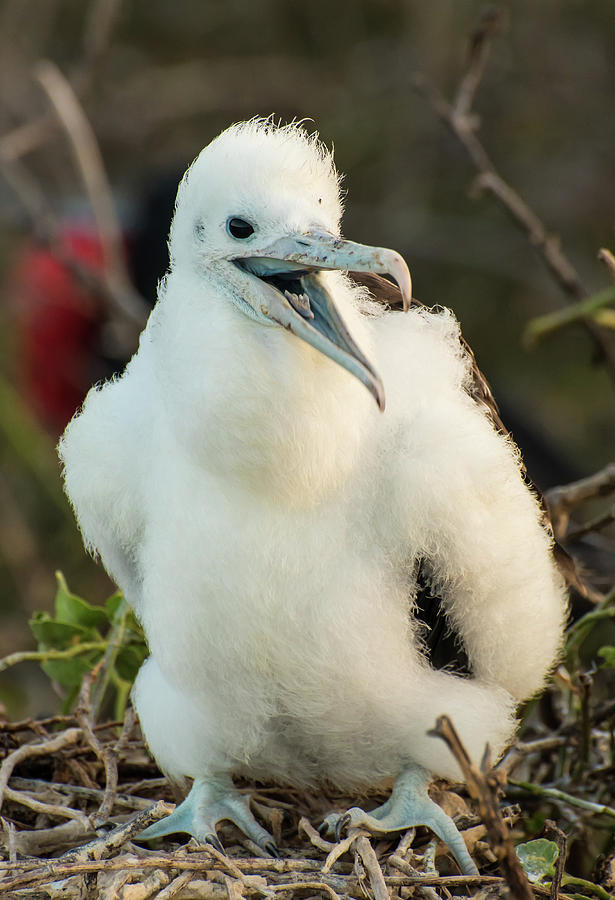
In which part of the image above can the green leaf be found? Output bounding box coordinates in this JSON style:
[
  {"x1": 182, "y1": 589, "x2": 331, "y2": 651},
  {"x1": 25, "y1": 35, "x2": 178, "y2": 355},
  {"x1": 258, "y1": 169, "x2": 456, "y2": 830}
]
[
  {"x1": 105, "y1": 590, "x2": 125, "y2": 619},
  {"x1": 29, "y1": 612, "x2": 88, "y2": 649},
  {"x1": 55, "y1": 571, "x2": 109, "y2": 629},
  {"x1": 598, "y1": 645, "x2": 615, "y2": 667},
  {"x1": 41, "y1": 652, "x2": 101, "y2": 687},
  {"x1": 115, "y1": 644, "x2": 147, "y2": 682},
  {"x1": 516, "y1": 839, "x2": 559, "y2": 883}
]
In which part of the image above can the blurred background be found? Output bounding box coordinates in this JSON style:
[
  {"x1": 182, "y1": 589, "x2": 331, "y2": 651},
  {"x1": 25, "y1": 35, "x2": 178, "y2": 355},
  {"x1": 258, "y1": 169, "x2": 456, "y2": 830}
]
[{"x1": 1, "y1": 0, "x2": 614, "y2": 716}]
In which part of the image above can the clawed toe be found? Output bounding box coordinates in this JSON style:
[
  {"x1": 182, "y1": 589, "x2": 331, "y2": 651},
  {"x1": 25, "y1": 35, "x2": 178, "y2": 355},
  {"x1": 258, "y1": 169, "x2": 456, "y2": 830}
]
[
  {"x1": 205, "y1": 833, "x2": 225, "y2": 854},
  {"x1": 319, "y1": 765, "x2": 478, "y2": 876},
  {"x1": 262, "y1": 840, "x2": 281, "y2": 858},
  {"x1": 137, "y1": 775, "x2": 276, "y2": 856},
  {"x1": 319, "y1": 811, "x2": 351, "y2": 841}
]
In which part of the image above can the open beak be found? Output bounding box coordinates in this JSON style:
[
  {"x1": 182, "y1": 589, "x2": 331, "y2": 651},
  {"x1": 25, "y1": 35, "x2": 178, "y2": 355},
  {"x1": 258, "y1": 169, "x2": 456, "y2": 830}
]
[{"x1": 233, "y1": 231, "x2": 412, "y2": 412}]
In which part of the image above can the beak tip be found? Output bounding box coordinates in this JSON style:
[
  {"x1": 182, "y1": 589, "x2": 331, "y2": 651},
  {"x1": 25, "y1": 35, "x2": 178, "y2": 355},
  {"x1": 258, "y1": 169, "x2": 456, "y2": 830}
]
[{"x1": 372, "y1": 380, "x2": 386, "y2": 413}]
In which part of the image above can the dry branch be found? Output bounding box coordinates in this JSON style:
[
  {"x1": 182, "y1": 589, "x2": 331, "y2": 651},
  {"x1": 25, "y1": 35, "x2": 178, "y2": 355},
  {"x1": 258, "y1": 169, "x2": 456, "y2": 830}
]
[
  {"x1": 599, "y1": 248, "x2": 615, "y2": 282},
  {"x1": 0, "y1": 727, "x2": 82, "y2": 809},
  {"x1": 34, "y1": 59, "x2": 148, "y2": 327},
  {"x1": 0, "y1": 0, "x2": 122, "y2": 161},
  {"x1": 545, "y1": 463, "x2": 615, "y2": 539},
  {"x1": 413, "y1": 8, "x2": 615, "y2": 382},
  {"x1": 430, "y1": 714, "x2": 534, "y2": 900}
]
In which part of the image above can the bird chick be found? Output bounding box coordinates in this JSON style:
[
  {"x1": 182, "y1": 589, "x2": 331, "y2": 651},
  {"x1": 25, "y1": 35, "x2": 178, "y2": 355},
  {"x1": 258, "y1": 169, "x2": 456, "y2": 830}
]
[{"x1": 59, "y1": 119, "x2": 567, "y2": 874}]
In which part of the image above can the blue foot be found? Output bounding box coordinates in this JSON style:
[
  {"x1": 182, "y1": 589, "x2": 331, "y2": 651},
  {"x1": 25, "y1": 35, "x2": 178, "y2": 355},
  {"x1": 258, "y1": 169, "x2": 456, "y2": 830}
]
[
  {"x1": 320, "y1": 764, "x2": 478, "y2": 876},
  {"x1": 138, "y1": 774, "x2": 278, "y2": 856}
]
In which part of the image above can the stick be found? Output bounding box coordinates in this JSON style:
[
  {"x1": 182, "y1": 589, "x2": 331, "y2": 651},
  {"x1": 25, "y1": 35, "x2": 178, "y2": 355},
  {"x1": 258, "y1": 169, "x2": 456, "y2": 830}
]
[
  {"x1": 429, "y1": 714, "x2": 534, "y2": 900},
  {"x1": 545, "y1": 464, "x2": 615, "y2": 538},
  {"x1": 524, "y1": 286, "x2": 615, "y2": 347},
  {"x1": 0, "y1": 727, "x2": 82, "y2": 810},
  {"x1": 74, "y1": 664, "x2": 119, "y2": 826},
  {"x1": 354, "y1": 836, "x2": 389, "y2": 900},
  {"x1": 598, "y1": 248, "x2": 615, "y2": 282},
  {"x1": 34, "y1": 59, "x2": 148, "y2": 327},
  {"x1": 412, "y1": 10, "x2": 615, "y2": 382}
]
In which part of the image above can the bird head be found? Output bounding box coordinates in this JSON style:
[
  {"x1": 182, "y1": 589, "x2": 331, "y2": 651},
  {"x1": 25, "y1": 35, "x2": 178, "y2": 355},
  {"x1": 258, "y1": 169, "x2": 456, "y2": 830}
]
[{"x1": 168, "y1": 119, "x2": 412, "y2": 411}]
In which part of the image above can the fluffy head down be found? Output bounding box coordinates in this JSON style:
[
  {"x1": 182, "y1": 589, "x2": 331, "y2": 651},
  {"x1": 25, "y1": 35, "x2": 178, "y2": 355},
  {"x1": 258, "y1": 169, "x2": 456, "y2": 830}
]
[{"x1": 168, "y1": 119, "x2": 343, "y2": 268}]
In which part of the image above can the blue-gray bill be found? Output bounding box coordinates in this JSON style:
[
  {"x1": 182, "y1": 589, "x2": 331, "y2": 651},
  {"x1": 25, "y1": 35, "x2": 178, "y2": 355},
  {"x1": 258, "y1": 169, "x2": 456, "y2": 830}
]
[{"x1": 234, "y1": 231, "x2": 413, "y2": 411}]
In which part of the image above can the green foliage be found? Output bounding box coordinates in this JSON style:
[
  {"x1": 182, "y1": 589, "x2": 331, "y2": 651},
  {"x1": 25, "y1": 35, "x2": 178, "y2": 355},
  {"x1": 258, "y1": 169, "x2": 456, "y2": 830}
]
[
  {"x1": 0, "y1": 571, "x2": 147, "y2": 718},
  {"x1": 516, "y1": 839, "x2": 612, "y2": 898},
  {"x1": 516, "y1": 838, "x2": 558, "y2": 883},
  {"x1": 597, "y1": 645, "x2": 615, "y2": 668}
]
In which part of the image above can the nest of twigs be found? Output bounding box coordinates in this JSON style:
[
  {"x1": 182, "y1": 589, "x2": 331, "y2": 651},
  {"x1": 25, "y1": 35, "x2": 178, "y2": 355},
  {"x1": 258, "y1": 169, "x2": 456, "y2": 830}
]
[{"x1": 1, "y1": 692, "x2": 614, "y2": 900}]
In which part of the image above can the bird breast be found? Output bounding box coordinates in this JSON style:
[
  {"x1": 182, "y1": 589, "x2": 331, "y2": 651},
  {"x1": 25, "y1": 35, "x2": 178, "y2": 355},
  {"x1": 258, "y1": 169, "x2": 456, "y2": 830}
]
[{"x1": 147, "y1": 272, "x2": 378, "y2": 505}]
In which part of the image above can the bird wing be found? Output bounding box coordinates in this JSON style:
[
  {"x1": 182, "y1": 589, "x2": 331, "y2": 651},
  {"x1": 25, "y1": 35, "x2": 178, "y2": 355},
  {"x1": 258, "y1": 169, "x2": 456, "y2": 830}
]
[
  {"x1": 350, "y1": 272, "x2": 508, "y2": 438},
  {"x1": 59, "y1": 371, "x2": 147, "y2": 611},
  {"x1": 350, "y1": 271, "x2": 580, "y2": 671}
]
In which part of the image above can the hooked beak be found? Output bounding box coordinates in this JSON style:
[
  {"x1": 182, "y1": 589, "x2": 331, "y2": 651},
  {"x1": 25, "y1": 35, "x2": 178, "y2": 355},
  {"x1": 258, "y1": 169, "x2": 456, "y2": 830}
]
[{"x1": 232, "y1": 231, "x2": 412, "y2": 412}]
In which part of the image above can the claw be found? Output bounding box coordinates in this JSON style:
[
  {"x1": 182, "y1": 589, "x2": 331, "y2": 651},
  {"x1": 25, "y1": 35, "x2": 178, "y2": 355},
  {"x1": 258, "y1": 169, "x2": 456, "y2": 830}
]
[
  {"x1": 320, "y1": 766, "x2": 478, "y2": 876},
  {"x1": 263, "y1": 840, "x2": 280, "y2": 858},
  {"x1": 135, "y1": 775, "x2": 277, "y2": 857},
  {"x1": 318, "y1": 812, "x2": 340, "y2": 840},
  {"x1": 205, "y1": 833, "x2": 225, "y2": 854},
  {"x1": 335, "y1": 812, "x2": 351, "y2": 842}
]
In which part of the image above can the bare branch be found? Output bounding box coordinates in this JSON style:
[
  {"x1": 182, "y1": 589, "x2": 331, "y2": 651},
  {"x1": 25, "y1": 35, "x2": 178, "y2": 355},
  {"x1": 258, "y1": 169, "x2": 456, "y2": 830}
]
[
  {"x1": 429, "y1": 714, "x2": 534, "y2": 900},
  {"x1": 34, "y1": 59, "x2": 148, "y2": 327},
  {"x1": 413, "y1": 12, "x2": 615, "y2": 382},
  {"x1": 545, "y1": 463, "x2": 615, "y2": 538},
  {"x1": 524, "y1": 285, "x2": 615, "y2": 348},
  {"x1": 453, "y1": 6, "x2": 504, "y2": 121},
  {"x1": 0, "y1": 0, "x2": 123, "y2": 161},
  {"x1": 74, "y1": 664, "x2": 119, "y2": 826},
  {"x1": 598, "y1": 248, "x2": 615, "y2": 282},
  {"x1": 0, "y1": 728, "x2": 82, "y2": 811}
]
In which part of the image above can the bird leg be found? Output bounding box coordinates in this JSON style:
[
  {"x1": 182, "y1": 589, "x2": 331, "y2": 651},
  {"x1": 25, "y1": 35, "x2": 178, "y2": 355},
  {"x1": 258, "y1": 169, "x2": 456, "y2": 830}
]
[
  {"x1": 137, "y1": 774, "x2": 278, "y2": 856},
  {"x1": 320, "y1": 764, "x2": 478, "y2": 876}
]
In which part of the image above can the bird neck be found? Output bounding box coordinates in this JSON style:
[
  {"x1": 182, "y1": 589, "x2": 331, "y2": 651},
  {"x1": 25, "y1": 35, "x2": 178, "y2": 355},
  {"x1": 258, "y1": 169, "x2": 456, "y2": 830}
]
[{"x1": 148, "y1": 270, "x2": 377, "y2": 506}]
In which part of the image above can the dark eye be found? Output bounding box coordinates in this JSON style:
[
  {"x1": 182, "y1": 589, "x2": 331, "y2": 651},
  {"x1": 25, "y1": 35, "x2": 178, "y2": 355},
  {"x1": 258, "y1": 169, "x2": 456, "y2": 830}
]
[{"x1": 227, "y1": 217, "x2": 255, "y2": 239}]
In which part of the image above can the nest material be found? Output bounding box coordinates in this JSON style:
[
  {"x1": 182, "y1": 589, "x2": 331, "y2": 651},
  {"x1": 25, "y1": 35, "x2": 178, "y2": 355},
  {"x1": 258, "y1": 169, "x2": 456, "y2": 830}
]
[{"x1": 3, "y1": 708, "x2": 610, "y2": 900}]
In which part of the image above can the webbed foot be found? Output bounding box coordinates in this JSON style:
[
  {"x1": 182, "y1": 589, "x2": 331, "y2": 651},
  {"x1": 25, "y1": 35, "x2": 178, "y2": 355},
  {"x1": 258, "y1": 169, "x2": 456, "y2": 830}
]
[
  {"x1": 138, "y1": 774, "x2": 278, "y2": 856},
  {"x1": 320, "y1": 764, "x2": 477, "y2": 876}
]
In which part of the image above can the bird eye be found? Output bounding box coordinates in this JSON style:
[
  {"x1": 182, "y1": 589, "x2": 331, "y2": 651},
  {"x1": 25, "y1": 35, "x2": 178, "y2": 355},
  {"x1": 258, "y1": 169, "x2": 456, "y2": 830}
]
[{"x1": 227, "y1": 217, "x2": 255, "y2": 239}]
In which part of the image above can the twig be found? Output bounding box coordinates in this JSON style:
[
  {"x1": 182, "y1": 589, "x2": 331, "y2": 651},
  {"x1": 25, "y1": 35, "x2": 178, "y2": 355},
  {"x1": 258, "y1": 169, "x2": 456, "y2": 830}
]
[
  {"x1": 0, "y1": 727, "x2": 82, "y2": 810},
  {"x1": 8, "y1": 776, "x2": 151, "y2": 810},
  {"x1": 61, "y1": 800, "x2": 172, "y2": 864},
  {"x1": 412, "y1": 10, "x2": 615, "y2": 381},
  {"x1": 508, "y1": 780, "x2": 615, "y2": 820},
  {"x1": 524, "y1": 286, "x2": 615, "y2": 348},
  {"x1": 34, "y1": 59, "x2": 148, "y2": 327},
  {"x1": 544, "y1": 820, "x2": 567, "y2": 900},
  {"x1": 498, "y1": 737, "x2": 572, "y2": 776},
  {"x1": 598, "y1": 248, "x2": 615, "y2": 282},
  {"x1": 92, "y1": 597, "x2": 129, "y2": 719},
  {"x1": 0, "y1": 642, "x2": 107, "y2": 674},
  {"x1": 0, "y1": 0, "x2": 122, "y2": 162},
  {"x1": 429, "y1": 714, "x2": 534, "y2": 900},
  {"x1": 453, "y1": 6, "x2": 504, "y2": 121},
  {"x1": 354, "y1": 836, "x2": 389, "y2": 900},
  {"x1": 545, "y1": 463, "x2": 615, "y2": 538},
  {"x1": 74, "y1": 664, "x2": 119, "y2": 826},
  {"x1": 297, "y1": 816, "x2": 334, "y2": 853},
  {"x1": 565, "y1": 505, "x2": 615, "y2": 543},
  {"x1": 157, "y1": 870, "x2": 200, "y2": 899},
  {"x1": 322, "y1": 833, "x2": 361, "y2": 874},
  {"x1": 0, "y1": 151, "x2": 146, "y2": 348},
  {"x1": 0, "y1": 817, "x2": 17, "y2": 864},
  {"x1": 2, "y1": 786, "x2": 92, "y2": 825},
  {"x1": 77, "y1": 0, "x2": 124, "y2": 96}
]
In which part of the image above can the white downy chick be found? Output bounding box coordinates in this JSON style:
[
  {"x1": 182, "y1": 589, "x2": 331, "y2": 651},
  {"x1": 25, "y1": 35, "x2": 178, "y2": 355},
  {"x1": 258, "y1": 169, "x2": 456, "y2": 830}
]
[{"x1": 59, "y1": 119, "x2": 567, "y2": 873}]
